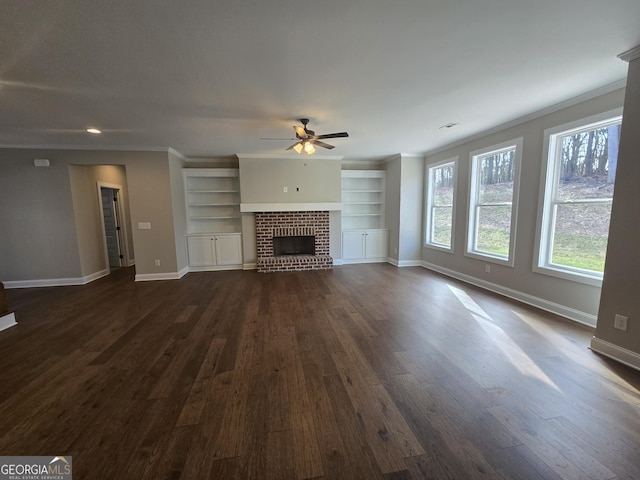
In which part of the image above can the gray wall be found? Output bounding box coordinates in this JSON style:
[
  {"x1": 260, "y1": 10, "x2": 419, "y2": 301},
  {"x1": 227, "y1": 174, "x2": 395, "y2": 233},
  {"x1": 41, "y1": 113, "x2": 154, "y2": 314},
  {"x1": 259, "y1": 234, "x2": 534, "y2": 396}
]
[
  {"x1": 1, "y1": 152, "x2": 82, "y2": 281},
  {"x1": 398, "y1": 155, "x2": 424, "y2": 264},
  {"x1": 385, "y1": 156, "x2": 402, "y2": 263},
  {"x1": 238, "y1": 155, "x2": 341, "y2": 204},
  {"x1": 595, "y1": 54, "x2": 640, "y2": 358},
  {"x1": 423, "y1": 87, "x2": 626, "y2": 325},
  {"x1": 0, "y1": 149, "x2": 179, "y2": 283},
  {"x1": 124, "y1": 155, "x2": 178, "y2": 278},
  {"x1": 385, "y1": 154, "x2": 425, "y2": 265}
]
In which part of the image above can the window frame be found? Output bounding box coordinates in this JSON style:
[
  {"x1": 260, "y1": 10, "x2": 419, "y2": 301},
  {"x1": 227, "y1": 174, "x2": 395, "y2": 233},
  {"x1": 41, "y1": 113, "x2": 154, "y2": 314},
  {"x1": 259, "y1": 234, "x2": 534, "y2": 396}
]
[
  {"x1": 465, "y1": 137, "x2": 523, "y2": 267},
  {"x1": 425, "y1": 157, "x2": 458, "y2": 253},
  {"x1": 533, "y1": 108, "x2": 623, "y2": 286}
]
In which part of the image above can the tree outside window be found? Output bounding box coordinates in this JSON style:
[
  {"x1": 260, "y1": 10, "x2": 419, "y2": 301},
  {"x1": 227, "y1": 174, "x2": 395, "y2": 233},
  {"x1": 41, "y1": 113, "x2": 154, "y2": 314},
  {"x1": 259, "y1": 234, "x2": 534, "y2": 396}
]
[
  {"x1": 467, "y1": 139, "x2": 522, "y2": 266},
  {"x1": 425, "y1": 159, "x2": 456, "y2": 250},
  {"x1": 537, "y1": 112, "x2": 622, "y2": 281}
]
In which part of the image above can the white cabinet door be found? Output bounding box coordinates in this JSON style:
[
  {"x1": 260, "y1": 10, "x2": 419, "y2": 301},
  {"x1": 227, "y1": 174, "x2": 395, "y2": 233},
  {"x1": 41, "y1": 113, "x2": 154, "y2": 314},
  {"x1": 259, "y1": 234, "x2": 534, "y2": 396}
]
[
  {"x1": 365, "y1": 230, "x2": 388, "y2": 259},
  {"x1": 187, "y1": 236, "x2": 215, "y2": 266},
  {"x1": 342, "y1": 229, "x2": 388, "y2": 262},
  {"x1": 215, "y1": 234, "x2": 242, "y2": 265},
  {"x1": 342, "y1": 231, "x2": 366, "y2": 260}
]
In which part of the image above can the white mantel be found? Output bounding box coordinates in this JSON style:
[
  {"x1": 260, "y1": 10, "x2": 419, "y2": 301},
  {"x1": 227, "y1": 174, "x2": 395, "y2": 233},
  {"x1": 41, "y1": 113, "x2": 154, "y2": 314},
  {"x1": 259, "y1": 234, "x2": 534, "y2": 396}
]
[{"x1": 240, "y1": 202, "x2": 342, "y2": 213}]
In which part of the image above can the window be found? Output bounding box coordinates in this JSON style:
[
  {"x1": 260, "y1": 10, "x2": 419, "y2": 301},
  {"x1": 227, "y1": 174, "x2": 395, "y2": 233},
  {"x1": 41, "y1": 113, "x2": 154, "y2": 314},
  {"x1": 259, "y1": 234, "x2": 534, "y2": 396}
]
[
  {"x1": 535, "y1": 109, "x2": 622, "y2": 284},
  {"x1": 467, "y1": 139, "x2": 522, "y2": 265},
  {"x1": 425, "y1": 158, "x2": 457, "y2": 251}
]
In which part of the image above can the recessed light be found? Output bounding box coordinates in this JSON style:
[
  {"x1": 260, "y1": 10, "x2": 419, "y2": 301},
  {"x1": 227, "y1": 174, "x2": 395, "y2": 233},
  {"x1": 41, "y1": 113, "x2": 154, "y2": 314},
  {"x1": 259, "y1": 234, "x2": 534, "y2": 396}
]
[
  {"x1": 86, "y1": 128, "x2": 101, "y2": 134},
  {"x1": 439, "y1": 122, "x2": 458, "y2": 129}
]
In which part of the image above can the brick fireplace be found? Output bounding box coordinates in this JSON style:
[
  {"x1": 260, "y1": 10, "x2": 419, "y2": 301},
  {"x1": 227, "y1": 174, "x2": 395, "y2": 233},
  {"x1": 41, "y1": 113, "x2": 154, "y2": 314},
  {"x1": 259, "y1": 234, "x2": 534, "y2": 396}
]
[{"x1": 255, "y1": 211, "x2": 333, "y2": 272}]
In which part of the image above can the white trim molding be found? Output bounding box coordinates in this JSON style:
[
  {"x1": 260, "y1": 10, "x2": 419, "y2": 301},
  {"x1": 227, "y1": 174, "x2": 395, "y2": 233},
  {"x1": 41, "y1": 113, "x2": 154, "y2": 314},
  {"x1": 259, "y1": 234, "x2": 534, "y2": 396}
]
[
  {"x1": 0, "y1": 312, "x2": 17, "y2": 332},
  {"x1": 240, "y1": 202, "x2": 342, "y2": 212},
  {"x1": 237, "y1": 154, "x2": 343, "y2": 161},
  {"x1": 421, "y1": 261, "x2": 597, "y2": 327},
  {"x1": 618, "y1": 45, "x2": 640, "y2": 63},
  {"x1": 135, "y1": 271, "x2": 185, "y2": 282},
  {"x1": 3, "y1": 269, "x2": 109, "y2": 289},
  {"x1": 590, "y1": 337, "x2": 640, "y2": 372},
  {"x1": 389, "y1": 258, "x2": 423, "y2": 267}
]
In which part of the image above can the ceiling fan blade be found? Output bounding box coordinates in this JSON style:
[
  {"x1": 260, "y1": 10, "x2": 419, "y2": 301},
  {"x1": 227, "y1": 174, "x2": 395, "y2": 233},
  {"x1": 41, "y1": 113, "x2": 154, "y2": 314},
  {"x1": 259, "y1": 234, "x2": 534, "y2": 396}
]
[
  {"x1": 294, "y1": 126, "x2": 308, "y2": 139},
  {"x1": 315, "y1": 132, "x2": 349, "y2": 139},
  {"x1": 285, "y1": 142, "x2": 301, "y2": 151},
  {"x1": 312, "y1": 140, "x2": 335, "y2": 149}
]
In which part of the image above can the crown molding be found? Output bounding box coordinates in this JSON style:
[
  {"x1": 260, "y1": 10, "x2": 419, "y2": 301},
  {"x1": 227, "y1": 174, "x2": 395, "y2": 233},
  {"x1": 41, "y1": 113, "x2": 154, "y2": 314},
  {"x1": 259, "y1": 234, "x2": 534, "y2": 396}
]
[
  {"x1": 168, "y1": 147, "x2": 187, "y2": 160},
  {"x1": 618, "y1": 45, "x2": 640, "y2": 62},
  {"x1": 236, "y1": 153, "x2": 343, "y2": 161},
  {"x1": 0, "y1": 143, "x2": 170, "y2": 152}
]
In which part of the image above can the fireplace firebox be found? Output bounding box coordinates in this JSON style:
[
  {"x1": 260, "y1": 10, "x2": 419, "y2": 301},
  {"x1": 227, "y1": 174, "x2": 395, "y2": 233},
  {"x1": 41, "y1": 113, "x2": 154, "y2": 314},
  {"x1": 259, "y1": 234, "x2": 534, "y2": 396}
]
[{"x1": 273, "y1": 235, "x2": 315, "y2": 256}]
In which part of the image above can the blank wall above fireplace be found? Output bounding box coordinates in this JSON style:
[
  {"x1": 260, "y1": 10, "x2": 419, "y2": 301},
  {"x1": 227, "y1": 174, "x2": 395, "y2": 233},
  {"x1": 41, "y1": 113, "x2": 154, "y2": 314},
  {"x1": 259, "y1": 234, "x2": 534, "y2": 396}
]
[{"x1": 238, "y1": 154, "x2": 342, "y2": 212}]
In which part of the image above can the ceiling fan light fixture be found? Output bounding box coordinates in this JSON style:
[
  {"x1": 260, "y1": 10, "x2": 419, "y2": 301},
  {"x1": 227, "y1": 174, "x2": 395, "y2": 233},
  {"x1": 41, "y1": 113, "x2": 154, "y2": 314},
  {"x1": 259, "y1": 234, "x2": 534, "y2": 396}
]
[
  {"x1": 304, "y1": 141, "x2": 315, "y2": 154},
  {"x1": 282, "y1": 119, "x2": 348, "y2": 153}
]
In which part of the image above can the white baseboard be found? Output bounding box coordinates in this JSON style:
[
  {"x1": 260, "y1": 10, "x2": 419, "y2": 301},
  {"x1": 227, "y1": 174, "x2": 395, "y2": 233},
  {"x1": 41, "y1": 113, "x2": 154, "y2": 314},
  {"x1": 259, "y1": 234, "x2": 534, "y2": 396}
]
[
  {"x1": 333, "y1": 259, "x2": 344, "y2": 266},
  {"x1": 0, "y1": 312, "x2": 17, "y2": 332},
  {"x1": 84, "y1": 269, "x2": 110, "y2": 283},
  {"x1": 421, "y1": 261, "x2": 597, "y2": 327},
  {"x1": 3, "y1": 269, "x2": 109, "y2": 289},
  {"x1": 394, "y1": 259, "x2": 423, "y2": 267},
  {"x1": 135, "y1": 272, "x2": 184, "y2": 282},
  {"x1": 590, "y1": 337, "x2": 640, "y2": 372},
  {"x1": 243, "y1": 263, "x2": 257, "y2": 270},
  {"x1": 177, "y1": 266, "x2": 189, "y2": 279}
]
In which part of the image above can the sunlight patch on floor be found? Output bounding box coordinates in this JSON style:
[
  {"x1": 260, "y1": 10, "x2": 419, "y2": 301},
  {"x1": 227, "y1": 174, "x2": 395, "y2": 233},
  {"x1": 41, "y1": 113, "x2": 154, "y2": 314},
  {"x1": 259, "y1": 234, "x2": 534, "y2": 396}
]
[
  {"x1": 513, "y1": 311, "x2": 640, "y2": 403},
  {"x1": 448, "y1": 285, "x2": 561, "y2": 392}
]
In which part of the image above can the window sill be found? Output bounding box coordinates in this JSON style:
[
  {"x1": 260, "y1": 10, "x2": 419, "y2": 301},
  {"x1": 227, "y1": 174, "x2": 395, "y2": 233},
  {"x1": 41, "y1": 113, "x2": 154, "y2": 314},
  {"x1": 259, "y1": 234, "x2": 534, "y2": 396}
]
[
  {"x1": 425, "y1": 243, "x2": 454, "y2": 254},
  {"x1": 532, "y1": 264, "x2": 603, "y2": 287},
  {"x1": 464, "y1": 250, "x2": 514, "y2": 267}
]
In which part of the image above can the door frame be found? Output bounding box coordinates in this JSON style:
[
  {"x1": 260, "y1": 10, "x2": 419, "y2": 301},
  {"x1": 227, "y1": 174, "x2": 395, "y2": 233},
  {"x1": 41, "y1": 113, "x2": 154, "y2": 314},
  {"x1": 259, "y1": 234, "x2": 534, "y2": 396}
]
[{"x1": 97, "y1": 182, "x2": 130, "y2": 270}]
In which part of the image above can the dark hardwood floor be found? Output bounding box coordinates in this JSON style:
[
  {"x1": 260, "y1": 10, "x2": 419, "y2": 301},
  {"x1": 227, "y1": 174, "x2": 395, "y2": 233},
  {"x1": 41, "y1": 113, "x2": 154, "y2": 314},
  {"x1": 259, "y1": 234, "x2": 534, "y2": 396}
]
[{"x1": 1, "y1": 264, "x2": 639, "y2": 479}]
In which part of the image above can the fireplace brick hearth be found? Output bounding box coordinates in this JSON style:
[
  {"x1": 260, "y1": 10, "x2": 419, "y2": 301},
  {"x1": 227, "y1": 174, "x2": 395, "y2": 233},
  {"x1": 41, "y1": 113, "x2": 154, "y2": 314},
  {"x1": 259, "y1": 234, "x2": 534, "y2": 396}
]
[{"x1": 255, "y1": 211, "x2": 332, "y2": 272}]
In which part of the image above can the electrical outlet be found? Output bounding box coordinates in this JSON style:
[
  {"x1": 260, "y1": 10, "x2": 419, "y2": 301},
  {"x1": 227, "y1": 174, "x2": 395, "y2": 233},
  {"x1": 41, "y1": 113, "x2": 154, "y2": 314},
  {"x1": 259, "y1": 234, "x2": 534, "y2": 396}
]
[
  {"x1": 614, "y1": 314, "x2": 628, "y2": 331},
  {"x1": 485, "y1": 264, "x2": 491, "y2": 273},
  {"x1": 283, "y1": 186, "x2": 288, "y2": 193},
  {"x1": 154, "y1": 259, "x2": 161, "y2": 267}
]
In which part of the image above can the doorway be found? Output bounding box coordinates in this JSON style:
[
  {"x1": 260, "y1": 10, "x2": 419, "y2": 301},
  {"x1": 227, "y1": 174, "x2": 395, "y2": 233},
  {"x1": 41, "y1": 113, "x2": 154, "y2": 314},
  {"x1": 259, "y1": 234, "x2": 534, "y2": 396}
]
[{"x1": 98, "y1": 183, "x2": 129, "y2": 271}]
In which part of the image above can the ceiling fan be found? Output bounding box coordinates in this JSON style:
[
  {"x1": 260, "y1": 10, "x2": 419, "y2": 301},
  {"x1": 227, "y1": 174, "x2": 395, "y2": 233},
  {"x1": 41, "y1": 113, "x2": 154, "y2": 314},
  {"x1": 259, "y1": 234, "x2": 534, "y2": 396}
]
[{"x1": 285, "y1": 118, "x2": 349, "y2": 154}]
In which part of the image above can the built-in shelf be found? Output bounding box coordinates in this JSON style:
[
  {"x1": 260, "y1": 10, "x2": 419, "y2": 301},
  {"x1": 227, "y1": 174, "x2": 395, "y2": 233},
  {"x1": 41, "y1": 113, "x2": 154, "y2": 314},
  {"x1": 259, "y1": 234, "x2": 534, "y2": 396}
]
[
  {"x1": 184, "y1": 168, "x2": 241, "y2": 235},
  {"x1": 341, "y1": 170, "x2": 386, "y2": 230},
  {"x1": 341, "y1": 170, "x2": 388, "y2": 263}
]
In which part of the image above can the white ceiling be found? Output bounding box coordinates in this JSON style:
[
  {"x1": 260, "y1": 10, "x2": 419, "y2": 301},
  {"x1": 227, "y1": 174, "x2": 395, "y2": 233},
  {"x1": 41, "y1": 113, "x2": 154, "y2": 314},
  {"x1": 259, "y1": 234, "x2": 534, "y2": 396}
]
[{"x1": 1, "y1": 0, "x2": 639, "y2": 161}]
